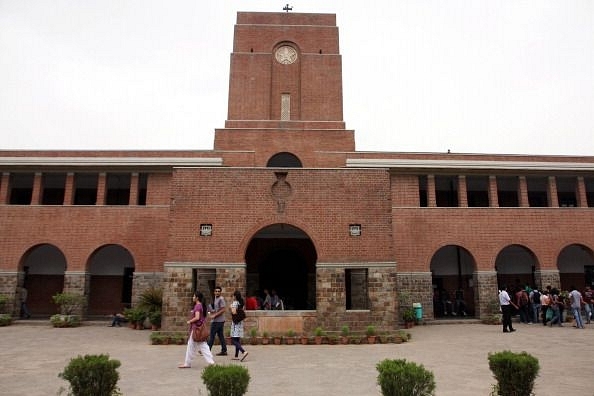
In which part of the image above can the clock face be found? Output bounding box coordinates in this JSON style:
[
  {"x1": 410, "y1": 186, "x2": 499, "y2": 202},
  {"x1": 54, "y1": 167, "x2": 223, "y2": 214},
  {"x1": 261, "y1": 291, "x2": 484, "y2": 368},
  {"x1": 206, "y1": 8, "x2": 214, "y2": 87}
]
[{"x1": 275, "y1": 46, "x2": 298, "y2": 64}]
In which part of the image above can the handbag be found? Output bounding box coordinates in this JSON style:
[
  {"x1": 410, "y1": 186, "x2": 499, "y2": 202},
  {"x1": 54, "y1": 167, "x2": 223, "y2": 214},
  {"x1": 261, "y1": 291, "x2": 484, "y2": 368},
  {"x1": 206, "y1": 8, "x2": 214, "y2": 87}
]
[
  {"x1": 232, "y1": 307, "x2": 246, "y2": 324},
  {"x1": 192, "y1": 320, "x2": 209, "y2": 342}
]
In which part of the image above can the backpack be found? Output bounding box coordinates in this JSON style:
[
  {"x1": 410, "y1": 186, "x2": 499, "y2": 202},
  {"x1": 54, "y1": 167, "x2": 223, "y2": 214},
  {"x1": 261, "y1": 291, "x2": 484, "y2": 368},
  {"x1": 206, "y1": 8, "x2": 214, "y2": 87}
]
[{"x1": 532, "y1": 290, "x2": 541, "y2": 305}]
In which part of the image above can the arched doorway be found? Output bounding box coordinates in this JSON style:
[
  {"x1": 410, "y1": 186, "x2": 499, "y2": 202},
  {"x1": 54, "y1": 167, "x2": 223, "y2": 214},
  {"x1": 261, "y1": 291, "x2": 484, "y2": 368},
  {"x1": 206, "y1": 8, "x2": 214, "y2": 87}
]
[
  {"x1": 88, "y1": 244, "x2": 135, "y2": 315},
  {"x1": 20, "y1": 244, "x2": 67, "y2": 316},
  {"x1": 245, "y1": 224, "x2": 316, "y2": 309},
  {"x1": 495, "y1": 244, "x2": 537, "y2": 291},
  {"x1": 558, "y1": 244, "x2": 594, "y2": 290},
  {"x1": 430, "y1": 245, "x2": 476, "y2": 317}
]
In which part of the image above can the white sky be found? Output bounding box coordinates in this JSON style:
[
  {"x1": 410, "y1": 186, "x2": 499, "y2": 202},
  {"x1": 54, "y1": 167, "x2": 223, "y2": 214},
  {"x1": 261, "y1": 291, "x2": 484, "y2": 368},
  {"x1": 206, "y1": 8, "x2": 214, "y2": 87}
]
[{"x1": 1, "y1": 1, "x2": 593, "y2": 156}]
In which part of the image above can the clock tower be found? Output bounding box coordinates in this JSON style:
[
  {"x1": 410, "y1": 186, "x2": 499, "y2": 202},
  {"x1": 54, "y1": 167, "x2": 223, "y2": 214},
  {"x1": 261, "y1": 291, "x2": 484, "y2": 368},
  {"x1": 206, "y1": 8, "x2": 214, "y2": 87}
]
[{"x1": 213, "y1": 12, "x2": 355, "y2": 167}]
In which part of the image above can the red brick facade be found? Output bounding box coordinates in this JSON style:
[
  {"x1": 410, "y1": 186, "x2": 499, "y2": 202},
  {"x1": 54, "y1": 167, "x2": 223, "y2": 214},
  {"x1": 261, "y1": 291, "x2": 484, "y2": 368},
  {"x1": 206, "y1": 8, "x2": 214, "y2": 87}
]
[{"x1": 1, "y1": 12, "x2": 594, "y2": 334}]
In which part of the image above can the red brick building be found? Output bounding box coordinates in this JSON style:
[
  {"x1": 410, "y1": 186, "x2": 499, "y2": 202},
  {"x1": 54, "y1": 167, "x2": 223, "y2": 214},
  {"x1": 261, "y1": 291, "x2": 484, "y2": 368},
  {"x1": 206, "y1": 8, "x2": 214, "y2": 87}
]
[{"x1": 1, "y1": 11, "x2": 593, "y2": 333}]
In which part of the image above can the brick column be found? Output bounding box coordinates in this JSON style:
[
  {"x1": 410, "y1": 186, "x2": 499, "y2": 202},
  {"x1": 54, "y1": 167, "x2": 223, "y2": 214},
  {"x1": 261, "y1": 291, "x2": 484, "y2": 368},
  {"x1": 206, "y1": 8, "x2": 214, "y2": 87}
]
[
  {"x1": 0, "y1": 173, "x2": 9, "y2": 204},
  {"x1": 427, "y1": 174, "x2": 436, "y2": 207},
  {"x1": 129, "y1": 173, "x2": 139, "y2": 205},
  {"x1": 97, "y1": 173, "x2": 106, "y2": 205},
  {"x1": 458, "y1": 175, "x2": 467, "y2": 207},
  {"x1": 519, "y1": 176, "x2": 529, "y2": 207},
  {"x1": 576, "y1": 176, "x2": 588, "y2": 208},
  {"x1": 488, "y1": 175, "x2": 499, "y2": 207},
  {"x1": 548, "y1": 176, "x2": 558, "y2": 207},
  {"x1": 31, "y1": 172, "x2": 43, "y2": 205},
  {"x1": 64, "y1": 173, "x2": 74, "y2": 205}
]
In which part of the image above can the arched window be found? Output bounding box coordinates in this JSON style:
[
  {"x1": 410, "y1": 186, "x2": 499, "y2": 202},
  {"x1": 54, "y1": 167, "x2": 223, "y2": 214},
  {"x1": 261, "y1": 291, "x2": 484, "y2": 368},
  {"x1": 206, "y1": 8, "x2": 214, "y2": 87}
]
[{"x1": 266, "y1": 152, "x2": 302, "y2": 168}]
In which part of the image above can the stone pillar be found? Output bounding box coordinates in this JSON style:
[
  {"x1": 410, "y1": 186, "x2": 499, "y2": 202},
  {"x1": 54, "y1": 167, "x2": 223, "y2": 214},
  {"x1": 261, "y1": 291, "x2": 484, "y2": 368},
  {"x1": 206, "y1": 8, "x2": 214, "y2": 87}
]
[
  {"x1": 458, "y1": 175, "x2": 468, "y2": 207},
  {"x1": 131, "y1": 272, "x2": 164, "y2": 306},
  {"x1": 316, "y1": 266, "x2": 345, "y2": 332},
  {"x1": 396, "y1": 272, "x2": 433, "y2": 324},
  {"x1": 474, "y1": 270, "x2": 498, "y2": 319},
  {"x1": 63, "y1": 271, "x2": 89, "y2": 317},
  {"x1": 489, "y1": 175, "x2": 499, "y2": 207},
  {"x1": 548, "y1": 176, "x2": 558, "y2": 207},
  {"x1": 427, "y1": 174, "x2": 436, "y2": 207},
  {"x1": 534, "y1": 269, "x2": 560, "y2": 291},
  {"x1": 0, "y1": 271, "x2": 19, "y2": 315},
  {"x1": 162, "y1": 266, "x2": 195, "y2": 331},
  {"x1": 519, "y1": 176, "x2": 529, "y2": 207}
]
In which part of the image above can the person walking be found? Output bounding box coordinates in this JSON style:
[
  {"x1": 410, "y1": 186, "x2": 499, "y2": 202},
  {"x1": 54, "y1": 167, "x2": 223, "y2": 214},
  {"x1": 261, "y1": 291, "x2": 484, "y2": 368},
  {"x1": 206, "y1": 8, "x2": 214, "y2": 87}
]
[
  {"x1": 178, "y1": 291, "x2": 214, "y2": 368},
  {"x1": 499, "y1": 285, "x2": 518, "y2": 333},
  {"x1": 568, "y1": 286, "x2": 585, "y2": 329},
  {"x1": 230, "y1": 290, "x2": 248, "y2": 362},
  {"x1": 19, "y1": 286, "x2": 31, "y2": 319},
  {"x1": 583, "y1": 286, "x2": 592, "y2": 324},
  {"x1": 207, "y1": 286, "x2": 228, "y2": 356}
]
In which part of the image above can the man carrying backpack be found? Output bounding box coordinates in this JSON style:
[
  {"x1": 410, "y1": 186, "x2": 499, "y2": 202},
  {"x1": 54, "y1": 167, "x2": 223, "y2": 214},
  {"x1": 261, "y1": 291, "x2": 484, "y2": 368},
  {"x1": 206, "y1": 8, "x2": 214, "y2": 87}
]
[{"x1": 529, "y1": 288, "x2": 541, "y2": 324}]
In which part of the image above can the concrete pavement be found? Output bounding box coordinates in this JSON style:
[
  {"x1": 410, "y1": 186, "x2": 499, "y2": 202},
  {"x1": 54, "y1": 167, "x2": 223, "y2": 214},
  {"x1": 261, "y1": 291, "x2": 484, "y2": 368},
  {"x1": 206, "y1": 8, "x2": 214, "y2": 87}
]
[{"x1": 1, "y1": 320, "x2": 592, "y2": 395}]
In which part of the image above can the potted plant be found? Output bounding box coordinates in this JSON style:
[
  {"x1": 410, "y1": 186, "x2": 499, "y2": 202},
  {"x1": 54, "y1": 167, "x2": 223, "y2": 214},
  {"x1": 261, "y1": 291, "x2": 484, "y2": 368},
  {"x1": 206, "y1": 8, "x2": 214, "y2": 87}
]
[
  {"x1": 50, "y1": 292, "x2": 86, "y2": 328},
  {"x1": 0, "y1": 295, "x2": 11, "y2": 326},
  {"x1": 314, "y1": 326, "x2": 325, "y2": 344},
  {"x1": 340, "y1": 325, "x2": 350, "y2": 344},
  {"x1": 285, "y1": 329, "x2": 296, "y2": 345},
  {"x1": 366, "y1": 325, "x2": 377, "y2": 344},
  {"x1": 273, "y1": 333, "x2": 282, "y2": 345},
  {"x1": 260, "y1": 331, "x2": 270, "y2": 345},
  {"x1": 148, "y1": 310, "x2": 161, "y2": 330},
  {"x1": 403, "y1": 308, "x2": 416, "y2": 328},
  {"x1": 300, "y1": 333, "x2": 309, "y2": 345},
  {"x1": 249, "y1": 328, "x2": 259, "y2": 345}
]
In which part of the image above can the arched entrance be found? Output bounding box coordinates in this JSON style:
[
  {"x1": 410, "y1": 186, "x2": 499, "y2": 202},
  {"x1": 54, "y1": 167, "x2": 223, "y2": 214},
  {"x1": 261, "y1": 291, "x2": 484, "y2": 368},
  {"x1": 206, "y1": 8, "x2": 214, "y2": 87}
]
[
  {"x1": 430, "y1": 245, "x2": 476, "y2": 317},
  {"x1": 495, "y1": 244, "x2": 538, "y2": 290},
  {"x1": 558, "y1": 244, "x2": 594, "y2": 290},
  {"x1": 20, "y1": 244, "x2": 67, "y2": 316},
  {"x1": 88, "y1": 244, "x2": 135, "y2": 315},
  {"x1": 245, "y1": 224, "x2": 316, "y2": 310}
]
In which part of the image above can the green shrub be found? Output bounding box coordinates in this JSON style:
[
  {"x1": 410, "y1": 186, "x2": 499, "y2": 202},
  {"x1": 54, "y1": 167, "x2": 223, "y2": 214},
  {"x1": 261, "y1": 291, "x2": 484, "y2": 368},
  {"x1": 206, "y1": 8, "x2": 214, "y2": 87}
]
[
  {"x1": 314, "y1": 326, "x2": 325, "y2": 336},
  {"x1": 201, "y1": 364, "x2": 250, "y2": 396},
  {"x1": 488, "y1": 350, "x2": 539, "y2": 396},
  {"x1": 0, "y1": 313, "x2": 12, "y2": 326},
  {"x1": 138, "y1": 287, "x2": 163, "y2": 313},
  {"x1": 52, "y1": 292, "x2": 86, "y2": 315},
  {"x1": 58, "y1": 354, "x2": 121, "y2": 396},
  {"x1": 376, "y1": 359, "x2": 435, "y2": 396},
  {"x1": 366, "y1": 325, "x2": 377, "y2": 336},
  {"x1": 0, "y1": 295, "x2": 8, "y2": 313},
  {"x1": 50, "y1": 314, "x2": 81, "y2": 328}
]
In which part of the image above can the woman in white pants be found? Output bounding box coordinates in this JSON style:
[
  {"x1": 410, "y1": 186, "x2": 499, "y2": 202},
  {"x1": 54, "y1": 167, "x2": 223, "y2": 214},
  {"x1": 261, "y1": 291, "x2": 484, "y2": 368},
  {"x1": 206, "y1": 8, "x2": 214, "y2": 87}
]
[{"x1": 179, "y1": 291, "x2": 214, "y2": 368}]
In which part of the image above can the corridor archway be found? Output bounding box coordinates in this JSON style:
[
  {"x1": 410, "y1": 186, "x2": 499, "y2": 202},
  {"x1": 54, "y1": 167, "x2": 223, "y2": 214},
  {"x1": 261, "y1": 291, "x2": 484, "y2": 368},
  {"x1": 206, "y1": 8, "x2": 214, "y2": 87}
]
[{"x1": 245, "y1": 224, "x2": 317, "y2": 310}]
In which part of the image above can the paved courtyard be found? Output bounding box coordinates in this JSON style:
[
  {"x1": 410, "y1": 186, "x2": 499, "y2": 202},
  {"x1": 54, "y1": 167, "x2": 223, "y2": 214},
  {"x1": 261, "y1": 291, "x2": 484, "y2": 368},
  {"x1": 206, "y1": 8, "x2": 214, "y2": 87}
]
[{"x1": 1, "y1": 321, "x2": 592, "y2": 395}]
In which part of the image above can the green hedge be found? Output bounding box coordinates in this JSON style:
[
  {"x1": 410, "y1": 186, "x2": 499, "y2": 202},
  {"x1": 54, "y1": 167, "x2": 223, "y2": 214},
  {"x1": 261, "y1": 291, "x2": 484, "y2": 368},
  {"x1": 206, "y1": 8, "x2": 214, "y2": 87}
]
[
  {"x1": 376, "y1": 358, "x2": 435, "y2": 396},
  {"x1": 201, "y1": 364, "x2": 250, "y2": 396},
  {"x1": 58, "y1": 354, "x2": 121, "y2": 396},
  {"x1": 488, "y1": 350, "x2": 539, "y2": 396}
]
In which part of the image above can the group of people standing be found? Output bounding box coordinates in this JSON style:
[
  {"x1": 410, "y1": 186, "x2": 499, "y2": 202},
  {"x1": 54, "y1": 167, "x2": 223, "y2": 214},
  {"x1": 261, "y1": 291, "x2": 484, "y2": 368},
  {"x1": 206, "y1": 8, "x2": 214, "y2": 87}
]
[
  {"x1": 499, "y1": 283, "x2": 593, "y2": 333},
  {"x1": 178, "y1": 286, "x2": 248, "y2": 369}
]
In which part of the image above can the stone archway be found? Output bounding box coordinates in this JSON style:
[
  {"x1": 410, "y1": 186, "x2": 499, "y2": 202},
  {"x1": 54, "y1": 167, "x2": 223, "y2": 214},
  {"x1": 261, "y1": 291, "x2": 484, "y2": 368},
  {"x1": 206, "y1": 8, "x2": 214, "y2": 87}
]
[
  {"x1": 88, "y1": 244, "x2": 135, "y2": 315},
  {"x1": 558, "y1": 244, "x2": 594, "y2": 290},
  {"x1": 495, "y1": 244, "x2": 538, "y2": 291},
  {"x1": 20, "y1": 244, "x2": 67, "y2": 316},
  {"x1": 430, "y1": 245, "x2": 476, "y2": 317},
  {"x1": 245, "y1": 223, "x2": 317, "y2": 310}
]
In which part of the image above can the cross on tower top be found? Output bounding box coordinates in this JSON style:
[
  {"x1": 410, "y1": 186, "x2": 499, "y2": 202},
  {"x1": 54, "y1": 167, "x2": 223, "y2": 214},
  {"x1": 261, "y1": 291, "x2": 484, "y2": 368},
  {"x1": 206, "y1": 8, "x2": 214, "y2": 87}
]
[{"x1": 283, "y1": 4, "x2": 293, "y2": 12}]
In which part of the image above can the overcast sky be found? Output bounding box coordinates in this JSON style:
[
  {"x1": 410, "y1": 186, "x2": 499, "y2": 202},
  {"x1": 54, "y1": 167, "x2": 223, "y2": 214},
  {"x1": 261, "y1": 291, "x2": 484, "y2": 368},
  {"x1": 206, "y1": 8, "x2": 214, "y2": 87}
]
[{"x1": 1, "y1": 1, "x2": 593, "y2": 156}]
